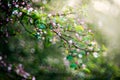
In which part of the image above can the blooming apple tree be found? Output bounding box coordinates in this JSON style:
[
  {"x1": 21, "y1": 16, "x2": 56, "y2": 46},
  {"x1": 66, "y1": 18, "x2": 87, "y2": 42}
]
[{"x1": 0, "y1": 0, "x2": 104, "y2": 79}]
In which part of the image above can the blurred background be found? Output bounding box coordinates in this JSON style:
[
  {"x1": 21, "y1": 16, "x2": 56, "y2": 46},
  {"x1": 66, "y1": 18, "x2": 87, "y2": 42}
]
[{"x1": 87, "y1": 0, "x2": 120, "y2": 65}]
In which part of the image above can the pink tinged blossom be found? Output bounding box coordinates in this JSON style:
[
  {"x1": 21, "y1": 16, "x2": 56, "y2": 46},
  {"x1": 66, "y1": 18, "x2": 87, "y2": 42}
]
[
  {"x1": 1, "y1": 61, "x2": 6, "y2": 67},
  {"x1": 82, "y1": 64, "x2": 86, "y2": 69},
  {"x1": 58, "y1": 32, "x2": 61, "y2": 36},
  {"x1": 8, "y1": 66, "x2": 12, "y2": 71},
  {"x1": 88, "y1": 29, "x2": 92, "y2": 32},
  {"x1": 8, "y1": 64, "x2": 12, "y2": 71},
  {"x1": 28, "y1": 8, "x2": 33, "y2": 13},
  {"x1": 18, "y1": 64, "x2": 23, "y2": 68},
  {"x1": 18, "y1": 12, "x2": 22, "y2": 17},
  {"x1": 32, "y1": 76, "x2": 36, "y2": 80},
  {"x1": 63, "y1": 58, "x2": 69, "y2": 66},
  {"x1": 23, "y1": 72, "x2": 30, "y2": 78},
  {"x1": 52, "y1": 22, "x2": 56, "y2": 27},
  {"x1": 6, "y1": 18, "x2": 9, "y2": 22},
  {"x1": 12, "y1": 2, "x2": 16, "y2": 5},
  {"x1": 78, "y1": 19, "x2": 85, "y2": 25},
  {"x1": 6, "y1": 32, "x2": 8, "y2": 37},
  {"x1": 15, "y1": 64, "x2": 31, "y2": 78},
  {"x1": 75, "y1": 61, "x2": 78, "y2": 64},
  {"x1": 75, "y1": 33, "x2": 79, "y2": 37},
  {"x1": 22, "y1": 2, "x2": 25, "y2": 5},
  {"x1": 76, "y1": 49, "x2": 80, "y2": 52}
]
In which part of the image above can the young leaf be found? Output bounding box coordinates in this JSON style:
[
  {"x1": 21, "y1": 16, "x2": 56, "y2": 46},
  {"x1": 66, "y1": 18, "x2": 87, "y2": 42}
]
[
  {"x1": 70, "y1": 63, "x2": 77, "y2": 69},
  {"x1": 75, "y1": 25, "x2": 84, "y2": 32},
  {"x1": 67, "y1": 55, "x2": 73, "y2": 61}
]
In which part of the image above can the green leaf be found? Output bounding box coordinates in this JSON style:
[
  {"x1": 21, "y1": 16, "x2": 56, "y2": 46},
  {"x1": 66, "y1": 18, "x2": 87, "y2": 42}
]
[
  {"x1": 39, "y1": 24, "x2": 46, "y2": 29},
  {"x1": 102, "y1": 45, "x2": 107, "y2": 51},
  {"x1": 80, "y1": 50, "x2": 86, "y2": 55},
  {"x1": 75, "y1": 25, "x2": 84, "y2": 32},
  {"x1": 49, "y1": 25, "x2": 53, "y2": 29},
  {"x1": 35, "y1": 19, "x2": 41, "y2": 24},
  {"x1": 70, "y1": 50, "x2": 76, "y2": 53},
  {"x1": 31, "y1": 12, "x2": 40, "y2": 19},
  {"x1": 82, "y1": 35, "x2": 91, "y2": 42},
  {"x1": 67, "y1": 55, "x2": 73, "y2": 61},
  {"x1": 70, "y1": 63, "x2": 77, "y2": 69},
  {"x1": 83, "y1": 68, "x2": 91, "y2": 73},
  {"x1": 44, "y1": 37, "x2": 52, "y2": 47},
  {"x1": 47, "y1": 30, "x2": 53, "y2": 37},
  {"x1": 79, "y1": 43, "x2": 86, "y2": 49}
]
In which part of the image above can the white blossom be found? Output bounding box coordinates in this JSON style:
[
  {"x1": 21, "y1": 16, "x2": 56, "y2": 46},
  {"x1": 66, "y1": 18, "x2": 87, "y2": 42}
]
[
  {"x1": 76, "y1": 49, "x2": 80, "y2": 52},
  {"x1": 8, "y1": 2, "x2": 11, "y2": 7},
  {"x1": 93, "y1": 52, "x2": 99, "y2": 58},
  {"x1": 88, "y1": 46, "x2": 93, "y2": 51},
  {"x1": 82, "y1": 64, "x2": 86, "y2": 69},
  {"x1": 8, "y1": 66, "x2": 12, "y2": 71},
  {"x1": 23, "y1": 8, "x2": 27, "y2": 10},
  {"x1": 87, "y1": 52, "x2": 90, "y2": 55},
  {"x1": 68, "y1": 40, "x2": 73, "y2": 44},
  {"x1": 15, "y1": 4, "x2": 19, "y2": 8},
  {"x1": 42, "y1": 37, "x2": 45, "y2": 40},
  {"x1": 73, "y1": 53, "x2": 77, "y2": 56},
  {"x1": 15, "y1": 69, "x2": 20, "y2": 74},
  {"x1": 28, "y1": 8, "x2": 33, "y2": 13},
  {"x1": 0, "y1": 56, "x2": 2, "y2": 60},
  {"x1": 78, "y1": 54, "x2": 82, "y2": 58},
  {"x1": 48, "y1": 14, "x2": 52, "y2": 17},
  {"x1": 12, "y1": 10, "x2": 18, "y2": 15},
  {"x1": 75, "y1": 33, "x2": 79, "y2": 37},
  {"x1": 91, "y1": 41, "x2": 96, "y2": 46},
  {"x1": 49, "y1": 39, "x2": 53, "y2": 42},
  {"x1": 42, "y1": 0, "x2": 47, "y2": 4}
]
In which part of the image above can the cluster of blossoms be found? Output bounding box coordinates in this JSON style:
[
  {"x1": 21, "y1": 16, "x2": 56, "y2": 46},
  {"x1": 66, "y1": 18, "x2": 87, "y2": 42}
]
[
  {"x1": 0, "y1": 0, "x2": 36, "y2": 79},
  {"x1": 0, "y1": 0, "x2": 31, "y2": 26},
  {"x1": 17, "y1": 7, "x2": 102, "y2": 70},
  {"x1": 0, "y1": 0, "x2": 32, "y2": 40}
]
